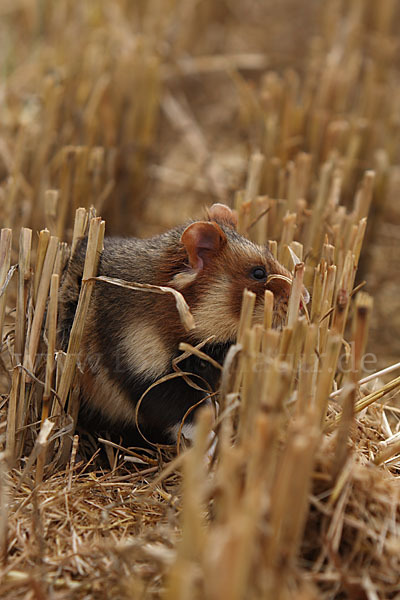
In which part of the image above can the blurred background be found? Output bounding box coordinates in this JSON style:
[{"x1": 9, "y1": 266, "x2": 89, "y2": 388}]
[{"x1": 0, "y1": 0, "x2": 399, "y2": 365}]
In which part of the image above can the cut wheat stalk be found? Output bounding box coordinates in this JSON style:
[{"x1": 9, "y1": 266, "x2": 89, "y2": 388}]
[
  {"x1": 286, "y1": 262, "x2": 305, "y2": 327},
  {"x1": 55, "y1": 216, "x2": 104, "y2": 412},
  {"x1": 36, "y1": 273, "x2": 59, "y2": 485},
  {"x1": 265, "y1": 415, "x2": 320, "y2": 570},
  {"x1": 71, "y1": 207, "x2": 89, "y2": 254},
  {"x1": 7, "y1": 229, "x2": 32, "y2": 462},
  {"x1": 263, "y1": 289, "x2": 274, "y2": 330},
  {"x1": 0, "y1": 229, "x2": 12, "y2": 344},
  {"x1": 54, "y1": 217, "x2": 104, "y2": 467},
  {"x1": 33, "y1": 229, "x2": 50, "y2": 305},
  {"x1": 25, "y1": 236, "x2": 58, "y2": 377},
  {"x1": 14, "y1": 228, "x2": 32, "y2": 363}
]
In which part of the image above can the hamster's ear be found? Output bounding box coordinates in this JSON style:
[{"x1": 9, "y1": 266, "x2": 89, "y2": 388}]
[
  {"x1": 181, "y1": 221, "x2": 226, "y2": 270},
  {"x1": 207, "y1": 203, "x2": 238, "y2": 229}
]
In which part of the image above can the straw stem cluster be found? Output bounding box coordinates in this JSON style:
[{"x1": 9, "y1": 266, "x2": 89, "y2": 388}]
[
  {"x1": 1, "y1": 1, "x2": 400, "y2": 598},
  {"x1": 163, "y1": 156, "x2": 400, "y2": 598}
]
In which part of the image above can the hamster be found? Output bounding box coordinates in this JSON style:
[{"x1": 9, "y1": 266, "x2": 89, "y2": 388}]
[{"x1": 58, "y1": 203, "x2": 296, "y2": 446}]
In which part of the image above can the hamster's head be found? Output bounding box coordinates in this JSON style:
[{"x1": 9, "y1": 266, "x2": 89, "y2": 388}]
[{"x1": 170, "y1": 203, "x2": 308, "y2": 344}]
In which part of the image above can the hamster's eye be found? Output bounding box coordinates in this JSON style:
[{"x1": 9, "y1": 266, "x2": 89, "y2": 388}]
[{"x1": 250, "y1": 266, "x2": 267, "y2": 281}]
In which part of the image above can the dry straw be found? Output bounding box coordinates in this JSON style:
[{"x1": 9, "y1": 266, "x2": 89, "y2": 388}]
[{"x1": 1, "y1": 1, "x2": 400, "y2": 599}]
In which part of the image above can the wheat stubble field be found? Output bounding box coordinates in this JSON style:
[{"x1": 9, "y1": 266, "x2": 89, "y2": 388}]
[{"x1": 1, "y1": 1, "x2": 400, "y2": 599}]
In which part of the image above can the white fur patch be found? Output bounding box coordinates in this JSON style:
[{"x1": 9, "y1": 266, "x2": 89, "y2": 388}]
[
  {"x1": 120, "y1": 321, "x2": 171, "y2": 380},
  {"x1": 82, "y1": 368, "x2": 137, "y2": 426},
  {"x1": 191, "y1": 276, "x2": 239, "y2": 343},
  {"x1": 169, "y1": 422, "x2": 196, "y2": 443},
  {"x1": 169, "y1": 422, "x2": 217, "y2": 464},
  {"x1": 170, "y1": 270, "x2": 198, "y2": 289}
]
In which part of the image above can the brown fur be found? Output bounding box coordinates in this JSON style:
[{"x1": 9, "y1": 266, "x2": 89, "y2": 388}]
[{"x1": 58, "y1": 204, "x2": 294, "y2": 444}]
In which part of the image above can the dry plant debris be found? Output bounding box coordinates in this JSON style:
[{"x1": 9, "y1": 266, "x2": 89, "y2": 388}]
[{"x1": 0, "y1": 1, "x2": 400, "y2": 599}]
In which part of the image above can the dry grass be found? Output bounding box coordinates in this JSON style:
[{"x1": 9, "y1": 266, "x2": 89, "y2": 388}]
[{"x1": 1, "y1": 1, "x2": 400, "y2": 599}]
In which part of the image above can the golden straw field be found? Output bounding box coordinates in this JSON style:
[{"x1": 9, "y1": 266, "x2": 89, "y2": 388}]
[{"x1": 1, "y1": 1, "x2": 400, "y2": 598}]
